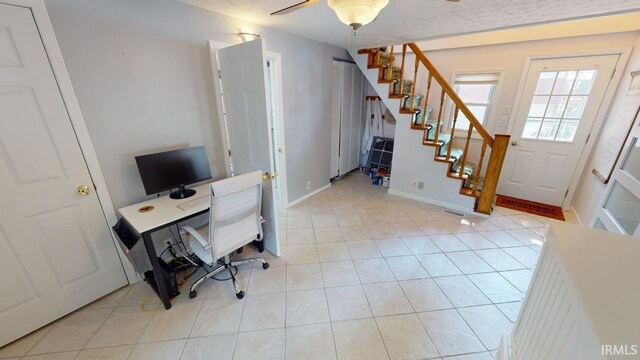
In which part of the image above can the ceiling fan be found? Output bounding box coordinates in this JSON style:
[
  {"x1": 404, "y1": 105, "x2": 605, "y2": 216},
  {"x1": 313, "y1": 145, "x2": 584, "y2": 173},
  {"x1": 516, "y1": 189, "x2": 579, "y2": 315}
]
[
  {"x1": 270, "y1": 0, "x2": 389, "y2": 32},
  {"x1": 270, "y1": 0, "x2": 320, "y2": 16}
]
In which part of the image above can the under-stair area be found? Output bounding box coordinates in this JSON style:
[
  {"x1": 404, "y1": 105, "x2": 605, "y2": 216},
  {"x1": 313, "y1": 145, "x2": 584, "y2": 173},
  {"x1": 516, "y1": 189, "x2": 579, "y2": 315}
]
[{"x1": 354, "y1": 44, "x2": 511, "y2": 215}]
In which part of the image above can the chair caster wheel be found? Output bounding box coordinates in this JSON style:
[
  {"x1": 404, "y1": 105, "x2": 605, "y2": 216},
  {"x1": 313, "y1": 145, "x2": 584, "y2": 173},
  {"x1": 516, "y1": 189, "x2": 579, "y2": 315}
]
[
  {"x1": 262, "y1": 262, "x2": 270, "y2": 270},
  {"x1": 189, "y1": 291, "x2": 197, "y2": 299},
  {"x1": 236, "y1": 291, "x2": 245, "y2": 299}
]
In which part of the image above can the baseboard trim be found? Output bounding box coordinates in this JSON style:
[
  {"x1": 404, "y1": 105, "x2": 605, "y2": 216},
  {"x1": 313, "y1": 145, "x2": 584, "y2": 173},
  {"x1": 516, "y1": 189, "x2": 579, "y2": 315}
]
[
  {"x1": 387, "y1": 189, "x2": 485, "y2": 218},
  {"x1": 569, "y1": 206, "x2": 584, "y2": 226},
  {"x1": 287, "y1": 183, "x2": 332, "y2": 208}
]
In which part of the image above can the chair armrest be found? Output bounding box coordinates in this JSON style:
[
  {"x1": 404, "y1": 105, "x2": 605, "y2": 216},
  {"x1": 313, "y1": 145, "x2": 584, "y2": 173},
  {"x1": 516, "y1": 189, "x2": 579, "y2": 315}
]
[{"x1": 181, "y1": 225, "x2": 211, "y2": 250}]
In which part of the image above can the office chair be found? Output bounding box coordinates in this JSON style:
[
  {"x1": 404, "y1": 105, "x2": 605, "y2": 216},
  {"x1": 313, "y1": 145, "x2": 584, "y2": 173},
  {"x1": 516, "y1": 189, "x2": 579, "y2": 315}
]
[{"x1": 181, "y1": 171, "x2": 269, "y2": 299}]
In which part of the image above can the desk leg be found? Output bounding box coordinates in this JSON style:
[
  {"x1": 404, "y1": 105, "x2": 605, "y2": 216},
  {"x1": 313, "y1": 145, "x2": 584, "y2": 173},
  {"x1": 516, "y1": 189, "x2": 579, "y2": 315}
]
[{"x1": 142, "y1": 232, "x2": 172, "y2": 310}]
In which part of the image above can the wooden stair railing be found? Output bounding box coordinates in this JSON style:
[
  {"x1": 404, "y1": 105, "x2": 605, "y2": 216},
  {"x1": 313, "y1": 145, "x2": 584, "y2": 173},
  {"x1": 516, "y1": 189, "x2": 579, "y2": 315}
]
[{"x1": 358, "y1": 43, "x2": 510, "y2": 215}]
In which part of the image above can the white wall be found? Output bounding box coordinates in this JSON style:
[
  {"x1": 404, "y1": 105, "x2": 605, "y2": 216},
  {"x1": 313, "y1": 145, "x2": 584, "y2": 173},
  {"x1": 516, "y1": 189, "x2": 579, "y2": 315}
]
[
  {"x1": 573, "y1": 35, "x2": 640, "y2": 225},
  {"x1": 45, "y1": 0, "x2": 347, "y2": 209}
]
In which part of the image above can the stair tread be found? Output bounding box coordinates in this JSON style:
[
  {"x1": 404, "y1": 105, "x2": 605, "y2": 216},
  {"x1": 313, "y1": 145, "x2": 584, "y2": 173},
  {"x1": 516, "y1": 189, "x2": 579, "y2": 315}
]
[{"x1": 452, "y1": 161, "x2": 475, "y2": 175}]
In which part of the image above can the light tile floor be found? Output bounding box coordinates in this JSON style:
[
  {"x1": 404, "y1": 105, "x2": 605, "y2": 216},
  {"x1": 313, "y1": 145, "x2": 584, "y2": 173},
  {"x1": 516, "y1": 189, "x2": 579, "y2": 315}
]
[{"x1": 0, "y1": 172, "x2": 561, "y2": 360}]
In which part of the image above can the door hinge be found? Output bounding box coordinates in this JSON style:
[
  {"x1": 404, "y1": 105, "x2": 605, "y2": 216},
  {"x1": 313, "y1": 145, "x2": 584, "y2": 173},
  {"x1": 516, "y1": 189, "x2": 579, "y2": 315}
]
[
  {"x1": 611, "y1": 68, "x2": 616, "y2": 80},
  {"x1": 585, "y1": 133, "x2": 591, "y2": 143},
  {"x1": 564, "y1": 188, "x2": 569, "y2": 198},
  {"x1": 218, "y1": 70, "x2": 222, "y2": 79}
]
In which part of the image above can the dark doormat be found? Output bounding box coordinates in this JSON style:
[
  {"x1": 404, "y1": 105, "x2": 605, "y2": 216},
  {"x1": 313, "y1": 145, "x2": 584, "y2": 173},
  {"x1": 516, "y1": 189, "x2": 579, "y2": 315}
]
[{"x1": 496, "y1": 194, "x2": 565, "y2": 221}]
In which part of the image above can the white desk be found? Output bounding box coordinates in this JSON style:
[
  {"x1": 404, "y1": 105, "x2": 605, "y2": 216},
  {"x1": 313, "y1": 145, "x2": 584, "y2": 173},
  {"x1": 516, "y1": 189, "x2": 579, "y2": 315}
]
[
  {"x1": 117, "y1": 183, "x2": 212, "y2": 309},
  {"x1": 119, "y1": 183, "x2": 211, "y2": 234}
]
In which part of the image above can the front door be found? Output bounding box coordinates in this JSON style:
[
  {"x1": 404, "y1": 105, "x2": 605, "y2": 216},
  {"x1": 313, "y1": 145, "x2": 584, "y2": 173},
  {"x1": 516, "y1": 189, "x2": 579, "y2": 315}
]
[
  {"x1": 500, "y1": 55, "x2": 619, "y2": 206},
  {"x1": 216, "y1": 39, "x2": 280, "y2": 256},
  {"x1": 0, "y1": 4, "x2": 127, "y2": 346}
]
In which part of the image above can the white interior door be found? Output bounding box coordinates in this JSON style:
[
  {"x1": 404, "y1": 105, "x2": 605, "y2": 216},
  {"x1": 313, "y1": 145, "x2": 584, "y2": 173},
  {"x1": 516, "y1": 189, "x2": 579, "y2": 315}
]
[
  {"x1": 349, "y1": 65, "x2": 364, "y2": 171},
  {"x1": 595, "y1": 120, "x2": 640, "y2": 236},
  {"x1": 330, "y1": 61, "x2": 341, "y2": 178},
  {"x1": 500, "y1": 55, "x2": 619, "y2": 206},
  {"x1": 340, "y1": 62, "x2": 354, "y2": 176},
  {"x1": 216, "y1": 39, "x2": 280, "y2": 256},
  {"x1": 0, "y1": 4, "x2": 127, "y2": 346}
]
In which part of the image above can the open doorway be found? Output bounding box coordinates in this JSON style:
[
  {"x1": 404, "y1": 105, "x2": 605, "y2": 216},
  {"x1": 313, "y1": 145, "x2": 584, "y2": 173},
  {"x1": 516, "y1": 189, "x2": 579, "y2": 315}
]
[{"x1": 266, "y1": 52, "x2": 288, "y2": 208}]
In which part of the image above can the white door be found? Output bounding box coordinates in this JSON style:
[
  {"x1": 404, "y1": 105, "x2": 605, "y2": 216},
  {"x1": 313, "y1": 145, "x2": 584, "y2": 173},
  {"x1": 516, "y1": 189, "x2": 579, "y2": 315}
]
[
  {"x1": 216, "y1": 39, "x2": 280, "y2": 256},
  {"x1": 330, "y1": 61, "x2": 364, "y2": 178},
  {"x1": 330, "y1": 61, "x2": 341, "y2": 178},
  {"x1": 500, "y1": 55, "x2": 619, "y2": 206},
  {"x1": 595, "y1": 120, "x2": 640, "y2": 236},
  {"x1": 0, "y1": 4, "x2": 127, "y2": 346},
  {"x1": 349, "y1": 64, "x2": 364, "y2": 172},
  {"x1": 340, "y1": 62, "x2": 355, "y2": 175}
]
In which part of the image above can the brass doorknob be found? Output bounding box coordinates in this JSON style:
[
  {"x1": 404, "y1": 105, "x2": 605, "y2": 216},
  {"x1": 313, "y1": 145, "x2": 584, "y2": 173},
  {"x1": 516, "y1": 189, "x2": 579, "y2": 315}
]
[
  {"x1": 262, "y1": 172, "x2": 271, "y2": 181},
  {"x1": 77, "y1": 185, "x2": 91, "y2": 196}
]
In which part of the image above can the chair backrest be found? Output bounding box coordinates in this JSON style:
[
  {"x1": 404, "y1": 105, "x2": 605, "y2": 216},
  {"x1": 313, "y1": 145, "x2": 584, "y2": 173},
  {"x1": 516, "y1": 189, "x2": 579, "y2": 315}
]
[{"x1": 208, "y1": 170, "x2": 263, "y2": 259}]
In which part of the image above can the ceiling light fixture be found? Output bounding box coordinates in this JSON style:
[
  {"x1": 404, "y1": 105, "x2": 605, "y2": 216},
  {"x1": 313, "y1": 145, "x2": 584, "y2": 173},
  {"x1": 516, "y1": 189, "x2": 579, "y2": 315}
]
[
  {"x1": 327, "y1": 0, "x2": 389, "y2": 32},
  {"x1": 237, "y1": 31, "x2": 261, "y2": 42}
]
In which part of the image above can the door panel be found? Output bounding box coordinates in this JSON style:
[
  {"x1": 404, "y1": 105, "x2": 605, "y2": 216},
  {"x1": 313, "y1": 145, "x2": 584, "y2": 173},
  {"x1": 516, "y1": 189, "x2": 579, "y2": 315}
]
[
  {"x1": 350, "y1": 66, "x2": 363, "y2": 171},
  {"x1": 330, "y1": 61, "x2": 341, "y2": 178},
  {"x1": 0, "y1": 4, "x2": 127, "y2": 345},
  {"x1": 216, "y1": 39, "x2": 280, "y2": 256},
  {"x1": 597, "y1": 122, "x2": 640, "y2": 236},
  {"x1": 340, "y1": 63, "x2": 354, "y2": 175},
  {"x1": 499, "y1": 55, "x2": 619, "y2": 206}
]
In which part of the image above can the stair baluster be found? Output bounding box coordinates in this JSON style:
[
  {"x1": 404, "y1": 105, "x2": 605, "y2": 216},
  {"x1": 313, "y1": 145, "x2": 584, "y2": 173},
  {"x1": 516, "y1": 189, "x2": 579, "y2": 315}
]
[
  {"x1": 409, "y1": 57, "x2": 419, "y2": 112},
  {"x1": 473, "y1": 141, "x2": 488, "y2": 194},
  {"x1": 446, "y1": 106, "x2": 459, "y2": 161},
  {"x1": 397, "y1": 44, "x2": 407, "y2": 96},
  {"x1": 459, "y1": 122, "x2": 473, "y2": 177},
  {"x1": 386, "y1": 46, "x2": 394, "y2": 81},
  {"x1": 434, "y1": 89, "x2": 445, "y2": 144},
  {"x1": 421, "y1": 73, "x2": 433, "y2": 129}
]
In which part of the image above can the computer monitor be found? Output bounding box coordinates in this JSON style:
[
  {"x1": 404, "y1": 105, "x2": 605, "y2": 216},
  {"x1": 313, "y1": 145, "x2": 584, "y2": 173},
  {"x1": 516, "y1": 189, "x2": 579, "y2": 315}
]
[{"x1": 135, "y1": 145, "x2": 212, "y2": 199}]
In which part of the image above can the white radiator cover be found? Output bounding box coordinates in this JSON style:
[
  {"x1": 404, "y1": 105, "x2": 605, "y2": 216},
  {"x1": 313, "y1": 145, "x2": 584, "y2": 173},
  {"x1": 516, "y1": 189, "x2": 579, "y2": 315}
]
[{"x1": 502, "y1": 221, "x2": 640, "y2": 360}]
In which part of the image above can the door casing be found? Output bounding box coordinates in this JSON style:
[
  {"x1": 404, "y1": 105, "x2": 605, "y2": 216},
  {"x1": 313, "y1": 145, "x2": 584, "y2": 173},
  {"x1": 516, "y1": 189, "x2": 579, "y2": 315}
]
[{"x1": 506, "y1": 48, "x2": 631, "y2": 210}]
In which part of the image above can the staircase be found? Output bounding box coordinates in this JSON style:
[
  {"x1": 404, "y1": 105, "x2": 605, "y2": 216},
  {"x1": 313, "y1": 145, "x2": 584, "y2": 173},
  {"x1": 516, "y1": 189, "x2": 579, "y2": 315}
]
[{"x1": 355, "y1": 44, "x2": 510, "y2": 215}]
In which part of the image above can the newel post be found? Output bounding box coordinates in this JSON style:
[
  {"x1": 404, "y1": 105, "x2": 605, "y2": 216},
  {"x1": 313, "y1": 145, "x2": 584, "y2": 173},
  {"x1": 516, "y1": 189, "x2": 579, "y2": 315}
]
[{"x1": 476, "y1": 134, "x2": 510, "y2": 215}]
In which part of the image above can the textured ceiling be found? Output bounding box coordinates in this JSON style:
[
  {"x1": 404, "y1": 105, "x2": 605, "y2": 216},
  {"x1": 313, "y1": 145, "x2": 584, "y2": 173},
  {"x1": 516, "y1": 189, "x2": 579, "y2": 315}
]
[{"x1": 179, "y1": 0, "x2": 640, "y2": 48}]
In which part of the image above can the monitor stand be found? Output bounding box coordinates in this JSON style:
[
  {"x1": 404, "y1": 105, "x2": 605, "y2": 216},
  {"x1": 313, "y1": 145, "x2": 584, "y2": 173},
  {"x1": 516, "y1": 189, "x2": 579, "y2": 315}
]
[{"x1": 169, "y1": 185, "x2": 196, "y2": 199}]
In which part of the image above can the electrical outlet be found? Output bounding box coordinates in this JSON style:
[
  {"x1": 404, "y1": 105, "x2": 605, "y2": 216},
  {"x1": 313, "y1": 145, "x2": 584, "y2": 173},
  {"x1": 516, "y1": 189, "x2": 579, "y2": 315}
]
[
  {"x1": 411, "y1": 180, "x2": 418, "y2": 188},
  {"x1": 417, "y1": 181, "x2": 424, "y2": 190},
  {"x1": 306, "y1": 181, "x2": 312, "y2": 189}
]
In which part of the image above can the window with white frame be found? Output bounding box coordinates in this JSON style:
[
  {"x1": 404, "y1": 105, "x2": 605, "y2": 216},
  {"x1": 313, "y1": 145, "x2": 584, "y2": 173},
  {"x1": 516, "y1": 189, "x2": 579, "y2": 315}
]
[{"x1": 450, "y1": 72, "x2": 500, "y2": 132}]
